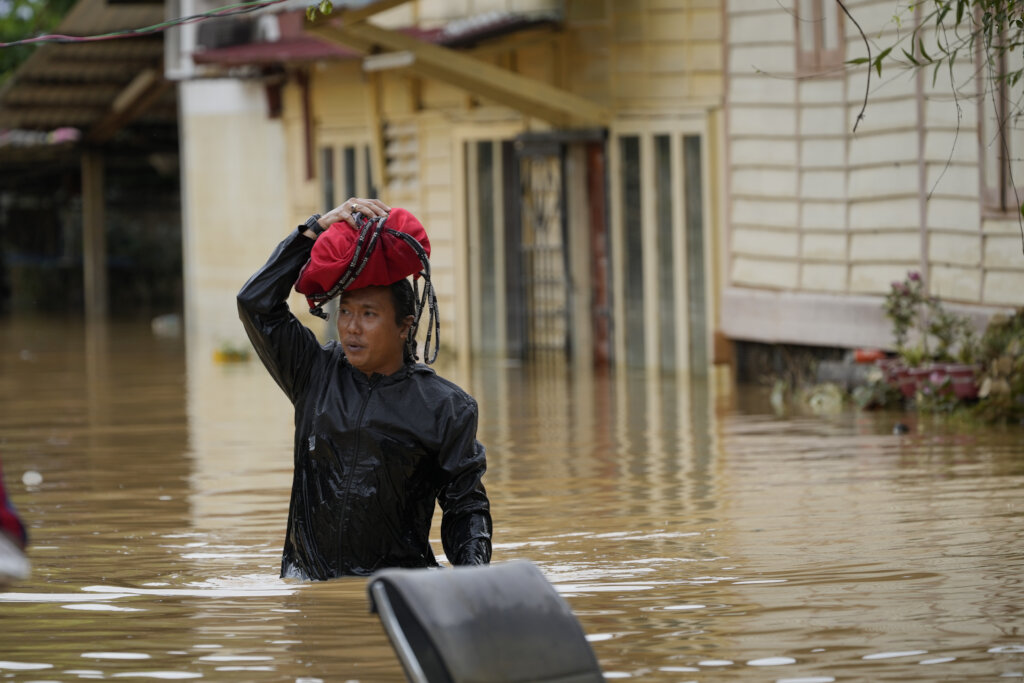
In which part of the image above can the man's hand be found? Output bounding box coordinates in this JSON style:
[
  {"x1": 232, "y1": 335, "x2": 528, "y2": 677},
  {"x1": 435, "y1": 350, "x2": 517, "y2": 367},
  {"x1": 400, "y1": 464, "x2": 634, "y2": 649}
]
[{"x1": 305, "y1": 197, "x2": 391, "y2": 238}]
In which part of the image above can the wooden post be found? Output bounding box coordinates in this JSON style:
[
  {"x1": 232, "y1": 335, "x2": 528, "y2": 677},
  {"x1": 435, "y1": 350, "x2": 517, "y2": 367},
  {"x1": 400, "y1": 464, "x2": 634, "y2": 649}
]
[
  {"x1": 366, "y1": 71, "x2": 388, "y2": 193},
  {"x1": 81, "y1": 149, "x2": 108, "y2": 319}
]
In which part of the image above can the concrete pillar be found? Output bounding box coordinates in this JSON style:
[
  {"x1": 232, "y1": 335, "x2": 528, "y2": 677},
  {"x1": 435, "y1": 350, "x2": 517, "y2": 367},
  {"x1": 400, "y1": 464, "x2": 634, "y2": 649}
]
[{"x1": 81, "y1": 149, "x2": 107, "y2": 319}]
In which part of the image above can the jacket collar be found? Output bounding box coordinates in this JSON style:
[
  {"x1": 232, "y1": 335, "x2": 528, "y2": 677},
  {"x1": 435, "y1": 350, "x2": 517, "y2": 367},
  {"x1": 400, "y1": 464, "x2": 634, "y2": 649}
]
[{"x1": 337, "y1": 351, "x2": 433, "y2": 387}]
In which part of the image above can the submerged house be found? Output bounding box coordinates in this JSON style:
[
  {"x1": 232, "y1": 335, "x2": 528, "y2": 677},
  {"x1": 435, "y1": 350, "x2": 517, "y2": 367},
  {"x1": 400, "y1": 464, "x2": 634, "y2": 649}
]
[
  {"x1": 721, "y1": 1, "x2": 1022, "y2": 351},
  {"x1": 173, "y1": 0, "x2": 1021, "y2": 373},
  {"x1": 173, "y1": 0, "x2": 724, "y2": 372}
]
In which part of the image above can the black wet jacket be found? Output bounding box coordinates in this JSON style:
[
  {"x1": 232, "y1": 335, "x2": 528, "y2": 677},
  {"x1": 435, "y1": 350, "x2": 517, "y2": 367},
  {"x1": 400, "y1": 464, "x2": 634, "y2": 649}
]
[{"x1": 237, "y1": 229, "x2": 492, "y2": 580}]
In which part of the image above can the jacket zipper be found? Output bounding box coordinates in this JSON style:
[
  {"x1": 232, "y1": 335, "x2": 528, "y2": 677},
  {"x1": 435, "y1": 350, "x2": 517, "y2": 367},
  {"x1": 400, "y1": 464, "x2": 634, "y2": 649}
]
[{"x1": 337, "y1": 375, "x2": 378, "y2": 565}]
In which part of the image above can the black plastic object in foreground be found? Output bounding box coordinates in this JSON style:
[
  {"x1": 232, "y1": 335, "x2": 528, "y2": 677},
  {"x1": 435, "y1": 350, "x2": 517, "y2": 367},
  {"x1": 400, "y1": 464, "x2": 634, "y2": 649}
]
[{"x1": 367, "y1": 560, "x2": 604, "y2": 683}]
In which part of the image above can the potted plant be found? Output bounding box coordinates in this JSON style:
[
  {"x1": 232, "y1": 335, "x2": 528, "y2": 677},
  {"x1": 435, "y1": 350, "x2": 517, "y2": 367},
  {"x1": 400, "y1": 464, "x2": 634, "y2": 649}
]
[
  {"x1": 901, "y1": 344, "x2": 931, "y2": 397},
  {"x1": 881, "y1": 272, "x2": 927, "y2": 396},
  {"x1": 926, "y1": 298, "x2": 981, "y2": 400},
  {"x1": 943, "y1": 325, "x2": 981, "y2": 400},
  {"x1": 974, "y1": 309, "x2": 1024, "y2": 422},
  {"x1": 880, "y1": 271, "x2": 982, "y2": 404},
  {"x1": 883, "y1": 272, "x2": 924, "y2": 353}
]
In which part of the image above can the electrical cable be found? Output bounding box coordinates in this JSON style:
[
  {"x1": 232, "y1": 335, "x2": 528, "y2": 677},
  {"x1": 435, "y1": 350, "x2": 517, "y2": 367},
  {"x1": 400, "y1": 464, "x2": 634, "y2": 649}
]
[{"x1": 0, "y1": 0, "x2": 290, "y2": 48}]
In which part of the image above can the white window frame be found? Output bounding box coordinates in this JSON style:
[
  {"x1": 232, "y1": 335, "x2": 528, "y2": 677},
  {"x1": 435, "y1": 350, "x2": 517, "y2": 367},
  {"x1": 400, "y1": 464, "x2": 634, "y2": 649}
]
[
  {"x1": 608, "y1": 117, "x2": 714, "y2": 373},
  {"x1": 452, "y1": 123, "x2": 527, "y2": 360},
  {"x1": 317, "y1": 130, "x2": 375, "y2": 211},
  {"x1": 977, "y1": 31, "x2": 1024, "y2": 215},
  {"x1": 795, "y1": 0, "x2": 845, "y2": 77}
]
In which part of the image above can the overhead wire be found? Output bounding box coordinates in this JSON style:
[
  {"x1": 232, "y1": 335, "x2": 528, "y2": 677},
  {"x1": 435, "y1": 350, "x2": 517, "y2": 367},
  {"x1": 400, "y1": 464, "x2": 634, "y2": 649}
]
[{"x1": 0, "y1": 0, "x2": 290, "y2": 48}]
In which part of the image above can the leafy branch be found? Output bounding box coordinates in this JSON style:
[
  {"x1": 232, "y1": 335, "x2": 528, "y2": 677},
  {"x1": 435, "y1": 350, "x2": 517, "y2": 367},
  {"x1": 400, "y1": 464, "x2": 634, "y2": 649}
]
[{"x1": 305, "y1": 0, "x2": 334, "y2": 22}]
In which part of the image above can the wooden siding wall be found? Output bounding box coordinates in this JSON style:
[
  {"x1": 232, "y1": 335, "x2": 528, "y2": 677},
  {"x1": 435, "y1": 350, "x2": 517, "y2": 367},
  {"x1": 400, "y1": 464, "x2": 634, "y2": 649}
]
[
  {"x1": 302, "y1": 66, "x2": 491, "y2": 350},
  {"x1": 567, "y1": 0, "x2": 722, "y2": 113},
  {"x1": 726, "y1": 0, "x2": 1022, "y2": 345}
]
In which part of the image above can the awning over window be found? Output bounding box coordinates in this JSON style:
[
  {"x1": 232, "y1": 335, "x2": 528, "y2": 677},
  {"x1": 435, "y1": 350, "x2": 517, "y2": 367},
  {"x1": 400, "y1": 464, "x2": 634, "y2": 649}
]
[
  {"x1": 190, "y1": 5, "x2": 607, "y2": 128},
  {"x1": 191, "y1": 8, "x2": 560, "y2": 67}
]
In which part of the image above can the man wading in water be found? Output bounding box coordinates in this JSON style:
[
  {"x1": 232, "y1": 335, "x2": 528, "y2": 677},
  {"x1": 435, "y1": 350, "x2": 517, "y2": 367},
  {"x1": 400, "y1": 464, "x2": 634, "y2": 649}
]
[{"x1": 238, "y1": 197, "x2": 492, "y2": 580}]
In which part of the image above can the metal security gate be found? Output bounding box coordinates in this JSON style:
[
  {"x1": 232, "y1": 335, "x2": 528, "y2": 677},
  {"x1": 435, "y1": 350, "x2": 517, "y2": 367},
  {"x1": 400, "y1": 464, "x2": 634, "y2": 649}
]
[
  {"x1": 500, "y1": 131, "x2": 608, "y2": 362},
  {"x1": 518, "y1": 144, "x2": 569, "y2": 358}
]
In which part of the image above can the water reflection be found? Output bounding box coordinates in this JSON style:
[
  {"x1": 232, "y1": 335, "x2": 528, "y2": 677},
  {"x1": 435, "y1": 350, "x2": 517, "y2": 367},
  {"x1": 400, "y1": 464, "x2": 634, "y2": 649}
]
[{"x1": 1, "y1": 318, "x2": 1022, "y2": 681}]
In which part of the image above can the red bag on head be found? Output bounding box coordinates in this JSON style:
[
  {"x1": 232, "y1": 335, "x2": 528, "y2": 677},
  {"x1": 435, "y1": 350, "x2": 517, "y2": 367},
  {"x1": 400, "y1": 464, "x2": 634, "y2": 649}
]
[
  {"x1": 295, "y1": 207, "x2": 441, "y2": 364},
  {"x1": 295, "y1": 207, "x2": 431, "y2": 307}
]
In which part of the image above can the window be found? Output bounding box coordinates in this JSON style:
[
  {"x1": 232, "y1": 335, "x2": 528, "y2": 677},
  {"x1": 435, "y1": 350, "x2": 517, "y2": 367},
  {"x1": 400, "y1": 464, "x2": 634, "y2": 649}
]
[
  {"x1": 465, "y1": 140, "x2": 504, "y2": 355},
  {"x1": 655, "y1": 135, "x2": 675, "y2": 369},
  {"x1": 979, "y1": 39, "x2": 1024, "y2": 213},
  {"x1": 317, "y1": 138, "x2": 374, "y2": 337},
  {"x1": 320, "y1": 147, "x2": 334, "y2": 209},
  {"x1": 611, "y1": 127, "x2": 709, "y2": 372},
  {"x1": 620, "y1": 136, "x2": 646, "y2": 368},
  {"x1": 318, "y1": 141, "x2": 375, "y2": 211},
  {"x1": 795, "y1": 0, "x2": 844, "y2": 76},
  {"x1": 683, "y1": 135, "x2": 708, "y2": 372}
]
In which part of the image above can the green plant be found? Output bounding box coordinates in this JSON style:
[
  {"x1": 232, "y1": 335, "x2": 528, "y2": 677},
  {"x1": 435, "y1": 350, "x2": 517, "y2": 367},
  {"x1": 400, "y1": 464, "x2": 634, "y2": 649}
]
[
  {"x1": 857, "y1": 1, "x2": 1024, "y2": 96},
  {"x1": 0, "y1": 0, "x2": 78, "y2": 85},
  {"x1": 901, "y1": 343, "x2": 929, "y2": 367},
  {"x1": 853, "y1": 366, "x2": 904, "y2": 410},
  {"x1": 305, "y1": 0, "x2": 334, "y2": 21},
  {"x1": 915, "y1": 369, "x2": 960, "y2": 413},
  {"x1": 927, "y1": 299, "x2": 963, "y2": 362},
  {"x1": 884, "y1": 271, "x2": 979, "y2": 365},
  {"x1": 884, "y1": 271, "x2": 926, "y2": 351},
  {"x1": 974, "y1": 309, "x2": 1024, "y2": 422},
  {"x1": 928, "y1": 298, "x2": 981, "y2": 364},
  {"x1": 955, "y1": 325, "x2": 979, "y2": 364}
]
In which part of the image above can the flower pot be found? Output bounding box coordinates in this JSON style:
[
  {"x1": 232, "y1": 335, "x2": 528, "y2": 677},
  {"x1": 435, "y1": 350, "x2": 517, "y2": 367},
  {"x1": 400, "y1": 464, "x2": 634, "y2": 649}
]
[
  {"x1": 908, "y1": 365, "x2": 938, "y2": 396},
  {"x1": 856, "y1": 348, "x2": 886, "y2": 364},
  {"x1": 943, "y1": 363, "x2": 981, "y2": 400},
  {"x1": 895, "y1": 366, "x2": 918, "y2": 397},
  {"x1": 876, "y1": 357, "x2": 903, "y2": 386}
]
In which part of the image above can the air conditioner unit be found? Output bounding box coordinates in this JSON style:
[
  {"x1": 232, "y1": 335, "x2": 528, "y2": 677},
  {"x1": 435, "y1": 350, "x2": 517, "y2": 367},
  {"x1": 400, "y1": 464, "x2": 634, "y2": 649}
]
[
  {"x1": 164, "y1": 0, "x2": 222, "y2": 80},
  {"x1": 165, "y1": 0, "x2": 311, "y2": 80}
]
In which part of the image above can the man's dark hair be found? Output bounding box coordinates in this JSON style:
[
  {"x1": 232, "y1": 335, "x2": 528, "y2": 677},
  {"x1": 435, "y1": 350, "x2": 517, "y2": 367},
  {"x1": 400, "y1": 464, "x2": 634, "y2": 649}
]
[{"x1": 389, "y1": 278, "x2": 417, "y2": 362}]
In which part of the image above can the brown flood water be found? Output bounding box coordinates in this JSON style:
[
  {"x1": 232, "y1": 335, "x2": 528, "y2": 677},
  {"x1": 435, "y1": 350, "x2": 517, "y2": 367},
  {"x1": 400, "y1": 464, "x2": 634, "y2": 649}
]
[{"x1": 1, "y1": 318, "x2": 1023, "y2": 682}]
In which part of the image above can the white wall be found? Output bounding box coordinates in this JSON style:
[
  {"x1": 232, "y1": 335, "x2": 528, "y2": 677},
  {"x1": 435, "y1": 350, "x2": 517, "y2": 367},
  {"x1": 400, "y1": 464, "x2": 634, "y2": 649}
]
[
  {"x1": 723, "y1": 0, "x2": 1020, "y2": 349},
  {"x1": 179, "y1": 79, "x2": 293, "y2": 353}
]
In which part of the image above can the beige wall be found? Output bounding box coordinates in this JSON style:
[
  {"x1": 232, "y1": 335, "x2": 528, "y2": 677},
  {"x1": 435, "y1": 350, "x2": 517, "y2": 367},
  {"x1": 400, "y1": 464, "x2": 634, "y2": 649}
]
[
  {"x1": 302, "y1": 62, "x2": 529, "y2": 357},
  {"x1": 180, "y1": 79, "x2": 300, "y2": 354},
  {"x1": 723, "y1": 0, "x2": 1022, "y2": 349},
  {"x1": 566, "y1": 0, "x2": 723, "y2": 112},
  {"x1": 179, "y1": 75, "x2": 358, "y2": 358}
]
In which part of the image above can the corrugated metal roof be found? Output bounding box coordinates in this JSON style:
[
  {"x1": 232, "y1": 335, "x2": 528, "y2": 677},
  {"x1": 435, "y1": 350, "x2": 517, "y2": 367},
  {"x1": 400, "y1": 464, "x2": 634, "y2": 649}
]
[
  {"x1": 0, "y1": 0, "x2": 175, "y2": 137},
  {"x1": 191, "y1": 37, "x2": 356, "y2": 66},
  {"x1": 194, "y1": 10, "x2": 387, "y2": 66},
  {"x1": 440, "y1": 9, "x2": 560, "y2": 47},
  {"x1": 0, "y1": 2, "x2": 561, "y2": 144},
  {"x1": 191, "y1": 8, "x2": 559, "y2": 69}
]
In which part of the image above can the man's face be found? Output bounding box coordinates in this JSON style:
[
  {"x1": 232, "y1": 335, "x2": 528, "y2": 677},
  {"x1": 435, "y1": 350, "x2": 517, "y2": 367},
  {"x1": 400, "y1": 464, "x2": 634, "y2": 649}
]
[{"x1": 336, "y1": 286, "x2": 411, "y2": 377}]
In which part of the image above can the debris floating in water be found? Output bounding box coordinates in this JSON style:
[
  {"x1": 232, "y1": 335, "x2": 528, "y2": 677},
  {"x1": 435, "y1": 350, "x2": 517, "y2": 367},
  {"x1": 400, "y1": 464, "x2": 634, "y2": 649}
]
[
  {"x1": 151, "y1": 314, "x2": 183, "y2": 339},
  {"x1": 213, "y1": 344, "x2": 250, "y2": 363}
]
